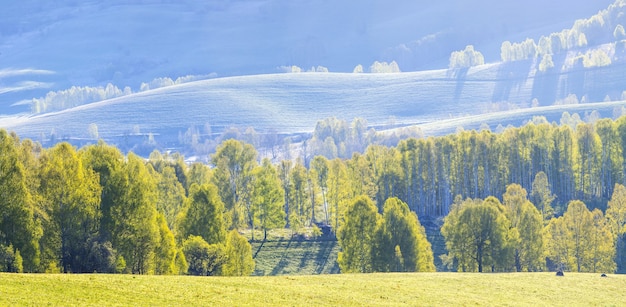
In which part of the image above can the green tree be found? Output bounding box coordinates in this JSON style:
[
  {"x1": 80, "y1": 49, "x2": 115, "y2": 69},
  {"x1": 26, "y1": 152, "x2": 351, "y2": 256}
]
[
  {"x1": 80, "y1": 141, "x2": 125, "y2": 244},
  {"x1": 365, "y1": 145, "x2": 401, "y2": 212},
  {"x1": 182, "y1": 235, "x2": 226, "y2": 276},
  {"x1": 38, "y1": 143, "x2": 101, "y2": 273},
  {"x1": 607, "y1": 184, "x2": 626, "y2": 272},
  {"x1": 278, "y1": 160, "x2": 292, "y2": 228},
  {"x1": 110, "y1": 153, "x2": 160, "y2": 274},
  {"x1": 287, "y1": 159, "x2": 311, "y2": 233},
  {"x1": 251, "y1": 158, "x2": 286, "y2": 241},
  {"x1": 177, "y1": 183, "x2": 226, "y2": 245},
  {"x1": 211, "y1": 140, "x2": 258, "y2": 229},
  {"x1": 222, "y1": 230, "x2": 255, "y2": 276},
  {"x1": 327, "y1": 158, "x2": 351, "y2": 234},
  {"x1": 545, "y1": 200, "x2": 615, "y2": 272},
  {"x1": 337, "y1": 196, "x2": 378, "y2": 273},
  {"x1": 187, "y1": 162, "x2": 212, "y2": 187},
  {"x1": 154, "y1": 213, "x2": 178, "y2": 275},
  {"x1": 442, "y1": 197, "x2": 513, "y2": 272},
  {"x1": 530, "y1": 172, "x2": 555, "y2": 221},
  {"x1": 372, "y1": 197, "x2": 435, "y2": 272},
  {"x1": 153, "y1": 166, "x2": 187, "y2": 232},
  {"x1": 0, "y1": 130, "x2": 41, "y2": 272},
  {"x1": 517, "y1": 201, "x2": 544, "y2": 271},
  {"x1": 503, "y1": 184, "x2": 544, "y2": 271},
  {"x1": 311, "y1": 156, "x2": 330, "y2": 224}
]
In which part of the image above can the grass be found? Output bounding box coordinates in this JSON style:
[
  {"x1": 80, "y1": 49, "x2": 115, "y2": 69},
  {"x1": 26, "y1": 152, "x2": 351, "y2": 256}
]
[
  {"x1": 251, "y1": 240, "x2": 340, "y2": 275},
  {"x1": 241, "y1": 228, "x2": 340, "y2": 276},
  {"x1": 1, "y1": 272, "x2": 624, "y2": 306}
]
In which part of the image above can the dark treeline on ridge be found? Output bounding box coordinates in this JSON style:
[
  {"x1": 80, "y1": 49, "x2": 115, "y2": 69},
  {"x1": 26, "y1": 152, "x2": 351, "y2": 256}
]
[{"x1": 2, "y1": 112, "x2": 626, "y2": 275}]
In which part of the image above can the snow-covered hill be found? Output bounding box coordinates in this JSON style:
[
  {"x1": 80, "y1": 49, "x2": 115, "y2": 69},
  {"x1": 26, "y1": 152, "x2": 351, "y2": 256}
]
[
  {"x1": 2, "y1": 60, "x2": 626, "y2": 149},
  {"x1": 2, "y1": 0, "x2": 626, "y2": 157},
  {"x1": 0, "y1": 0, "x2": 614, "y2": 113}
]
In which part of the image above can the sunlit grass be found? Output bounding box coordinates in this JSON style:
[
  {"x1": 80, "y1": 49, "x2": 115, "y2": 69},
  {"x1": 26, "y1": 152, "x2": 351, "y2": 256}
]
[{"x1": 1, "y1": 272, "x2": 624, "y2": 306}]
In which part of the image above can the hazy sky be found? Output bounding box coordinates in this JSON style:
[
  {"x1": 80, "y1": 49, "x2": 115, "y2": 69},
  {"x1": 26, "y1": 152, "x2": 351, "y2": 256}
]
[{"x1": 0, "y1": 0, "x2": 616, "y2": 111}]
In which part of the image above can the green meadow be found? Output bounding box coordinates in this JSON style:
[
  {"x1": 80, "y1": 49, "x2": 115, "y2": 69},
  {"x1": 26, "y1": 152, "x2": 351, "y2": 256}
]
[{"x1": 1, "y1": 272, "x2": 624, "y2": 306}]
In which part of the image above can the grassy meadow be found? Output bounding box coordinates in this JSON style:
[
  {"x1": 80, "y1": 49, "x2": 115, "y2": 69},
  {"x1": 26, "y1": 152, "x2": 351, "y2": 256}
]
[{"x1": 1, "y1": 272, "x2": 624, "y2": 306}]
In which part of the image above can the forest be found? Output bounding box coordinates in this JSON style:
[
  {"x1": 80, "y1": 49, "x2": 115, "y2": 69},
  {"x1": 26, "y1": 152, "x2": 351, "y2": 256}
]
[{"x1": 1, "y1": 112, "x2": 626, "y2": 275}]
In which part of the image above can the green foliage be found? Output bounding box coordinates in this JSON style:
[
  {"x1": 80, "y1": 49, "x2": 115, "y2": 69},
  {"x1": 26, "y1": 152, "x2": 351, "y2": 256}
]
[
  {"x1": 110, "y1": 153, "x2": 160, "y2": 274},
  {"x1": 187, "y1": 162, "x2": 212, "y2": 187},
  {"x1": 211, "y1": 139, "x2": 258, "y2": 229},
  {"x1": 327, "y1": 158, "x2": 351, "y2": 233},
  {"x1": 606, "y1": 183, "x2": 626, "y2": 272},
  {"x1": 251, "y1": 158, "x2": 286, "y2": 240},
  {"x1": 0, "y1": 244, "x2": 23, "y2": 273},
  {"x1": 544, "y1": 200, "x2": 615, "y2": 272},
  {"x1": 442, "y1": 197, "x2": 514, "y2": 272},
  {"x1": 503, "y1": 184, "x2": 544, "y2": 271},
  {"x1": 38, "y1": 142, "x2": 102, "y2": 273},
  {"x1": 80, "y1": 141, "x2": 125, "y2": 243},
  {"x1": 337, "y1": 196, "x2": 378, "y2": 273},
  {"x1": 177, "y1": 183, "x2": 225, "y2": 245},
  {"x1": 0, "y1": 130, "x2": 41, "y2": 272},
  {"x1": 154, "y1": 213, "x2": 178, "y2": 275},
  {"x1": 517, "y1": 202, "x2": 544, "y2": 271},
  {"x1": 530, "y1": 172, "x2": 555, "y2": 221},
  {"x1": 182, "y1": 235, "x2": 226, "y2": 276},
  {"x1": 222, "y1": 230, "x2": 255, "y2": 276},
  {"x1": 286, "y1": 160, "x2": 311, "y2": 233},
  {"x1": 365, "y1": 145, "x2": 402, "y2": 212},
  {"x1": 153, "y1": 166, "x2": 187, "y2": 232},
  {"x1": 371, "y1": 197, "x2": 435, "y2": 272}
]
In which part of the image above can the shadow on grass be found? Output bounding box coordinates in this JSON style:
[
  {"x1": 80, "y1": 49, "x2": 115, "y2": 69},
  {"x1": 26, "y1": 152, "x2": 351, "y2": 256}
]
[
  {"x1": 270, "y1": 239, "x2": 293, "y2": 275},
  {"x1": 315, "y1": 241, "x2": 335, "y2": 274}
]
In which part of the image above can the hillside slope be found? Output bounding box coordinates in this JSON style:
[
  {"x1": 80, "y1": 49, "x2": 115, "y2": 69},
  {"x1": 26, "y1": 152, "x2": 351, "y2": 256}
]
[
  {"x1": 2, "y1": 60, "x2": 626, "y2": 149},
  {"x1": 0, "y1": 0, "x2": 614, "y2": 113}
]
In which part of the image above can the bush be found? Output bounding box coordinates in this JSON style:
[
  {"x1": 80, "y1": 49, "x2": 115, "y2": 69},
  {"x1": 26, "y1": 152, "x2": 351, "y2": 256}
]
[
  {"x1": 182, "y1": 235, "x2": 226, "y2": 276},
  {"x1": 0, "y1": 244, "x2": 23, "y2": 273}
]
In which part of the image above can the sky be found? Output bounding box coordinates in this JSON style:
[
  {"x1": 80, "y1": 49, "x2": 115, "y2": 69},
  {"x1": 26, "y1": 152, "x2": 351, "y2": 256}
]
[{"x1": 0, "y1": 0, "x2": 617, "y2": 113}]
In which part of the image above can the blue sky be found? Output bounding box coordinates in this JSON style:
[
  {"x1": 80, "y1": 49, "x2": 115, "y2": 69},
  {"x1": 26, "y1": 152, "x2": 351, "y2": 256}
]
[{"x1": 0, "y1": 0, "x2": 616, "y2": 112}]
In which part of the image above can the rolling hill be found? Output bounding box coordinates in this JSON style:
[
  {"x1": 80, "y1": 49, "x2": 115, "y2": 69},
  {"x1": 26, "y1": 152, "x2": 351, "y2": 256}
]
[
  {"x1": 0, "y1": 0, "x2": 615, "y2": 113},
  {"x1": 2, "y1": 57, "x2": 626, "y2": 154},
  {"x1": 1, "y1": 0, "x2": 626, "y2": 155}
]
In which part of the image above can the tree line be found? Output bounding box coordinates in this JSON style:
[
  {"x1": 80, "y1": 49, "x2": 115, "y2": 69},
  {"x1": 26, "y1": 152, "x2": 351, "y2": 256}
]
[
  {"x1": 441, "y1": 183, "x2": 623, "y2": 273},
  {"x1": 2, "y1": 112, "x2": 626, "y2": 274},
  {"x1": 0, "y1": 133, "x2": 253, "y2": 275}
]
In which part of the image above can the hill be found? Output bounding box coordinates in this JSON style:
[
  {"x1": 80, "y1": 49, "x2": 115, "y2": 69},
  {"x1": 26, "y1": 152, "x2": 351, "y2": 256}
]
[
  {"x1": 2, "y1": 0, "x2": 626, "y2": 154},
  {"x1": 0, "y1": 0, "x2": 613, "y2": 112},
  {"x1": 2, "y1": 60, "x2": 626, "y2": 155},
  {"x1": 2, "y1": 272, "x2": 624, "y2": 306}
]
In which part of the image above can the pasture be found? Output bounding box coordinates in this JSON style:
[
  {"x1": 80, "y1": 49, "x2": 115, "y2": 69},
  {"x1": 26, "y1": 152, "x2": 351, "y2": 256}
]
[{"x1": 1, "y1": 272, "x2": 624, "y2": 306}]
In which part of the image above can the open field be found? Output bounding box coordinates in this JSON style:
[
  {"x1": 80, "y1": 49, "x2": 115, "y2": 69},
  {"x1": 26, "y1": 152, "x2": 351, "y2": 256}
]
[{"x1": 1, "y1": 272, "x2": 624, "y2": 306}]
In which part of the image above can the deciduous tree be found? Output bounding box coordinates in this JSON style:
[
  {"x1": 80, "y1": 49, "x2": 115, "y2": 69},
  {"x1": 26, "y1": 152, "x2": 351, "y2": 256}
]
[
  {"x1": 371, "y1": 197, "x2": 434, "y2": 272},
  {"x1": 337, "y1": 196, "x2": 378, "y2": 273},
  {"x1": 251, "y1": 158, "x2": 285, "y2": 241}
]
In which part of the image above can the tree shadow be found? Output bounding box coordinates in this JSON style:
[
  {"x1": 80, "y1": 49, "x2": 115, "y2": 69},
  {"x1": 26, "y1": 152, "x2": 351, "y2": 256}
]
[
  {"x1": 270, "y1": 239, "x2": 293, "y2": 275},
  {"x1": 492, "y1": 59, "x2": 532, "y2": 103},
  {"x1": 450, "y1": 68, "x2": 469, "y2": 103},
  {"x1": 314, "y1": 240, "x2": 336, "y2": 274}
]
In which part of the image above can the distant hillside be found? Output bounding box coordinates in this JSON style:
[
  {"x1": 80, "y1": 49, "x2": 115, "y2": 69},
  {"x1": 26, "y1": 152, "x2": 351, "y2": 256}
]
[
  {"x1": 0, "y1": 0, "x2": 613, "y2": 113},
  {"x1": 2, "y1": 59, "x2": 626, "y2": 155},
  {"x1": 2, "y1": 0, "x2": 626, "y2": 155}
]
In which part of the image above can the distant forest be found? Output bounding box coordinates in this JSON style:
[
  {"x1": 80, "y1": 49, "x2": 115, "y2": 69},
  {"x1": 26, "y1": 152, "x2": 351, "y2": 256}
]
[{"x1": 1, "y1": 112, "x2": 626, "y2": 274}]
